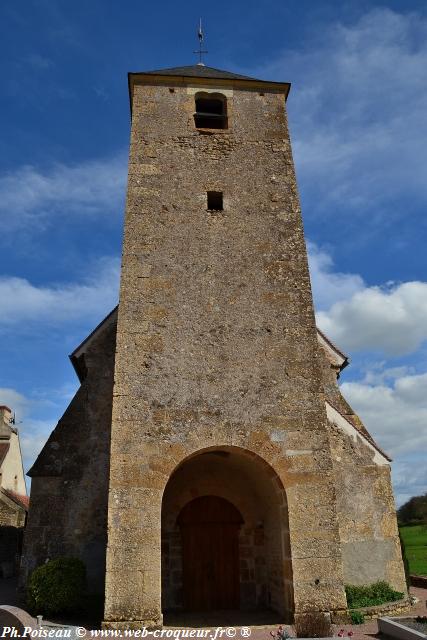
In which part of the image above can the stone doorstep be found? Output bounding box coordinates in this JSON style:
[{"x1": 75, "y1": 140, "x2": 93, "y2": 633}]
[{"x1": 378, "y1": 616, "x2": 427, "y2": 640}]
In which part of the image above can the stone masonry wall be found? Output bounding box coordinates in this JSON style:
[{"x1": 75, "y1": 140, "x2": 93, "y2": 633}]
[
  {"x1": 318, "y1": 345, "x2": 407, "y2": 594},
  {"x1": 104, "y1": 77, "x2": 347, "y2": 628},
  {"x1": 20, "y1": 320, "x2": 116, "y2": 594},
  {"x1": 329, "y1": 423, "x2": 407, "y2": 594},
  {"x1": 0, "y1": 499, "x2": 24, "y2": 528}
]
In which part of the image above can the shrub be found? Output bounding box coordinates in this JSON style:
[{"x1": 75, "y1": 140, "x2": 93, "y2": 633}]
[
  {"x1": 345, "y1": 581, "x2": 404, "y2": 609},
  {"x1": 350, "y1": 611, "x2": 365, "y2": 625},
  {"x1": 27, "y1": 557, "x2": 86, "y2": 616},
  {"x1": 294, "y1": 612, "x2": 332, "y2": 638}
]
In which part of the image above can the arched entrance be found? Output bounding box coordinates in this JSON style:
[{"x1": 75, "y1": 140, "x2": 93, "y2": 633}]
[
  {"x1": 161, "y1": 446, "x2": 293, "y2": 620},
  {"x1": 178, "y1": 496, "x2": 243, "y2": 610}
]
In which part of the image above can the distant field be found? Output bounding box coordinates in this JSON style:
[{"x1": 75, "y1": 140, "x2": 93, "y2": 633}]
[{"x1": 399, "y1": 524, "x2": 427, "y2": 576}]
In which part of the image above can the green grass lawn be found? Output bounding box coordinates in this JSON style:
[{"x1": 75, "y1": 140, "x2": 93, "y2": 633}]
[{"x1": 399, "y1": 524, "x2": 427, "y2": 576}]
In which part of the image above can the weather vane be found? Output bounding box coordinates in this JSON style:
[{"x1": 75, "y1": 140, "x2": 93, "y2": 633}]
[{"x1": 194, "y1": 18, "x2": 208, "y2": 66}]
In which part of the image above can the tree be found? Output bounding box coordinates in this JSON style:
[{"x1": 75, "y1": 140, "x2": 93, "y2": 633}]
[{"x1": 398, "y1": 493, "x2": 427, "y2": 525}]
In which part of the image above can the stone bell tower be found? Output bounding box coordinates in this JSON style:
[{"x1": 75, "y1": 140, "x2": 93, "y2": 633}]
[{"x1": 103, "y1": 65, "x2": 348, "y2": 629}]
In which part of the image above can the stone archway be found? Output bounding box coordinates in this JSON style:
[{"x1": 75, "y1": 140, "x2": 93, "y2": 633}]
[{"x1": 161, "y1": 446, "x2": 293, "y2": 619}]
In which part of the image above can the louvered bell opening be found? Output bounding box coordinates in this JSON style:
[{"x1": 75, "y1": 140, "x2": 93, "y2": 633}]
[{"x1": 194, "y1": 96, "x2": 228, "y2": 130}]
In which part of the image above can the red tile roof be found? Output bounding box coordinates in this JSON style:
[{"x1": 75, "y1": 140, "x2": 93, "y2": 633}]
[{"x1": 3, "y1": 489, "x2": 29, "y2": 510}]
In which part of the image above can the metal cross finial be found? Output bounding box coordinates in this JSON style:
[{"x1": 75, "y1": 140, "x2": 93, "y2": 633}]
[{"x1": 194, "y1": 18, "x2": 208, "y2": 66}]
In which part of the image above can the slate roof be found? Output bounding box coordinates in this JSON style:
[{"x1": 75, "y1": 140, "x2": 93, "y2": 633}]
[{"x1": 133, "y1": 64, "x2": 265, "y2": 82}]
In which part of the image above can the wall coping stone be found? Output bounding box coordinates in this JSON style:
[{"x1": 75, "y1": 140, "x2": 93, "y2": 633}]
[
  {"x1": 0, "y1": 605, "x2": 37, "y2": 632},
  {"x1": 378, "y1": 616, "x2": 427, "y2": 640},
  {"x1": 332, "y1": 598, "x2": 411, "y2": 623}
]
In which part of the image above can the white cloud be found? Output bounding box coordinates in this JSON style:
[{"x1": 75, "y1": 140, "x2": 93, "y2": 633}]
[
  {"x1": 392, "y1": 458, "x2": 427, "y2": 507},
  {"x1": 342, "y1": 372, "x2": 427, "y2": 505},
  {"x1": 317, "y1": 281, "x2": 427, "y2": 356},
  {"x1": 0, "y1": 386, "x2": 77, "y2": 474},
  {"x1": 361, "y1": 364, "x2": 413, "y2": 386},
  {"x1": 0, "y1": 155, "x2": 127, "y2": 232},
  {"x1": 341, "y1": 373, "x2": 427, "y2": 458},
  {"x1": 307, "y1": 242, "x2": 364, "y2": 310},
  {"x1": 394, "y1": 372, "x2": 427, "y2": 405},
  {"x1": 0, "y1": 256, "x2": 120, "y2": 328},
  {"x1": 19, "y1": 418, "x2": 55, "y2": 473},
  {"x1": 308, "y1": 244, "x2": 427, "y2": 494},
  {"x1": 0, "y1": 388, "x2": 30, "y2": 417},
  {"x1": 0, "y1": 388, "x2": 53, "y2": 472},
  {"x1": 25, "y1": 53, "x2": 54, "y2": 70},
  {"x1": 307, "y1": 242, "x2": 427, "y2": 356},
  {"x1": 252, "y1": 8, "x2": 427, "y2": 214}
]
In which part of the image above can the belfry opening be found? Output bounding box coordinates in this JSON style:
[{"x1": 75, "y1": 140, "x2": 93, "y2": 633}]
[{"x1": 161, "y1": 447, "x2": 293, "y2": 620}]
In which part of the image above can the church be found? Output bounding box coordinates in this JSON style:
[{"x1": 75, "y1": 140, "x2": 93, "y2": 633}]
[{"x1": 20, "y1": 63, "x2": 406, "y2": 629}]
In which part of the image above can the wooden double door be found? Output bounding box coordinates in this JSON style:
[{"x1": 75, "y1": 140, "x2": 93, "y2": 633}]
[{"x1": 178, "y1": 495, "x2": 243, "y2": 611}]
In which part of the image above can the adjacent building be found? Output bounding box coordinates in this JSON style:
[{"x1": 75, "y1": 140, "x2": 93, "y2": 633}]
[{"x1": 0, "y1": 405, "x2": 28, "y2": 577}]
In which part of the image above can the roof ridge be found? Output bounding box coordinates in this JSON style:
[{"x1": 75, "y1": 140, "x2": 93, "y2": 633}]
[
  {"x1": 129, "y1": 64, "x2": 290, "y2": 88},
  {"x1": 135, "y1": 64, "x2": 258, "y2": 81}
]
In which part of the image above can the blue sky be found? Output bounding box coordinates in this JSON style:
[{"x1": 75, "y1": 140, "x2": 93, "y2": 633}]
[{"x1": 1, "y1": 0, "x2": 426, "y2": 505}]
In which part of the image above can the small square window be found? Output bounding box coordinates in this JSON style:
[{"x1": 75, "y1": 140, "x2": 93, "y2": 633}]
[{"x1": 207, "y1": 191, "x2": 223, "y2": 211}]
